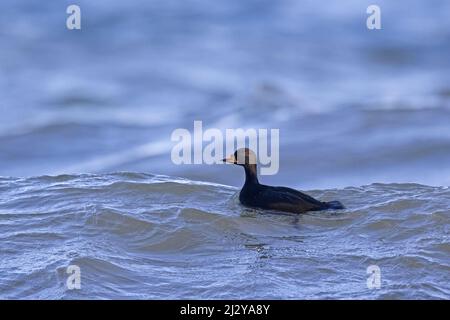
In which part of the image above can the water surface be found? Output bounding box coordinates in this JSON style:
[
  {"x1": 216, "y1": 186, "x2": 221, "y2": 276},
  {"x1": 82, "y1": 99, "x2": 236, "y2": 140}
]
[{"x1": 1, "y1": 173, "x2": 448, "y2": 299}]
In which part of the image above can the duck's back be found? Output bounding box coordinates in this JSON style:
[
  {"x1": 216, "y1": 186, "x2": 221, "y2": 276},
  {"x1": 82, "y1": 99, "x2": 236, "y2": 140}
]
[{"x1": 239, "y1": 184, "x2": 328, "y2": 214}]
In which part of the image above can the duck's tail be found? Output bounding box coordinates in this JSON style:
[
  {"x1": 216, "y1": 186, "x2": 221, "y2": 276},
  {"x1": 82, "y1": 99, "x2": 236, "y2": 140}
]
[{"x1": 325, "y1": 200, "x2": 345, "y2": 210}]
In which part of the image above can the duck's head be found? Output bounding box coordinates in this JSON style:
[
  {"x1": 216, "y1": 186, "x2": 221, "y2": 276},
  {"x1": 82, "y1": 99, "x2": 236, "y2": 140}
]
[{"x1": 222, "y1": 148, "x2": 257, "y2": 167}]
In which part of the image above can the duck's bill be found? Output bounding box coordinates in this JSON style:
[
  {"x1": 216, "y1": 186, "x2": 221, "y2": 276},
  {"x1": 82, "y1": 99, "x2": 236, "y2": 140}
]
[{"x1": 222, "y1": 154, "x2": 236, "y2": 164}]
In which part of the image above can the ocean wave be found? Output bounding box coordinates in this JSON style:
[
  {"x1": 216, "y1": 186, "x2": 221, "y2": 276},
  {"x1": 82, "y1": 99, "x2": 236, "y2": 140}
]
[{"x1": 0, "y1": 173, "x2": 449, "y2": 299}]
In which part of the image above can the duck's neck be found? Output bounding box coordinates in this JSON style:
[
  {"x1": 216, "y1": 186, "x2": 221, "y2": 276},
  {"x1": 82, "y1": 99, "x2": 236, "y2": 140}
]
[{"x1": 243, "y1": 164, "x2": 259, "y2": 185}]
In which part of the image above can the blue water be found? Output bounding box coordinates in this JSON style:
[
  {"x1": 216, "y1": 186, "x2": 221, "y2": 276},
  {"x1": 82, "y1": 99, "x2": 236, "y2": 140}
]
[{"x1": 1, "y1": 173, "x2": 449, "y2": 299}]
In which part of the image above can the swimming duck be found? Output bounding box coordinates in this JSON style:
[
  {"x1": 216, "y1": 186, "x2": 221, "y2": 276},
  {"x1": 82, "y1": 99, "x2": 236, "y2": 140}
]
[{"x1": 222, "y1": 148, "x2": 344, "y2": 214}]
